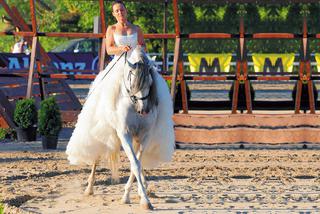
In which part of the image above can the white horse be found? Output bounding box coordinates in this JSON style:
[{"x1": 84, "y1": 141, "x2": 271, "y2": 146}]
[{"x1": 66, "y1": 47, "x2": 175, "y2": 210}]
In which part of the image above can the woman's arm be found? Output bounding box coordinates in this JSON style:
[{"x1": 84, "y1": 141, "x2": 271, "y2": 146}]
[
  {"x1": 106, "y1": 25, "x2": 130, "y2": 55},
  {"x1": 137, "y1": 26, "x2": 146, "y2": 51}
]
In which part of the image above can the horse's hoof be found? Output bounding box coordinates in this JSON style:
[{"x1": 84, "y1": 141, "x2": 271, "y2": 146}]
[
  {"x1": 84, "y1": 188, "x2": 94, "y2": 196},
  {"x1": 121, "y1": 196, "x2": 130, "y2": 204},
  {"x1": 141, "y1": 202, "x2": 153, "y2": 210}
]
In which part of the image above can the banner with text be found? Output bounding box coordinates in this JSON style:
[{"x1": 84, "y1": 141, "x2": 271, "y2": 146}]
[
  {"x1": 188, "y1": 53, "x2": 232, "y2": 73},
  {"x1": 252, "y1": 53, "x2": 295, "y2": 73},
  {"x1": 0, "y1": 52, "x2": 99, "y2": 71}
]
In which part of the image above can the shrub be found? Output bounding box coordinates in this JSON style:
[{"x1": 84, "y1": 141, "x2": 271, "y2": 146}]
[
  {"x1": 0, "y1": 128, "x2": 6, "y2": 140},
  {"x1": 0, "y1": 202, "x2": 3, "y2": 214},
  {"x1": 13, "y1": 99, "x2": 37, "y2": 129},
  {"x1": 38, "y1": 97, "x2": 62, "y2": 136}
]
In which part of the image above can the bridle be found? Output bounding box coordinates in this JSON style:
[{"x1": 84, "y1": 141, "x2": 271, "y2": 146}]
[{"x1": 124, "y1": 53, "x2": 151, "y2": 105}]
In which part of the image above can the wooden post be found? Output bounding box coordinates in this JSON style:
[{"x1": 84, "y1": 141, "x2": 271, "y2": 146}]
[
  {"x1": 232, "y1": 62, "x2": 240, "y2": 114},
  {"x1": 308, "y1": 79, "x2": 315, "y2": 114},
  {"x1": 171, "y1": 37, "x2": 180, "y2": 105},
  {"x1": 172, "y1": 0, "x2": 188, "y2": 113},
  {"x1": 239, "y1": 15, "x2": 252, "y2": 114},
  {"x1": 172, "y1": 0, "x2": 180, "y2": 36},
  {"x1": 295, "y1": 80, "x2": 302, "y2": 114},
  {"x1": 30, "y1": 0, "x2": 37, "y2": 35},
  {"x1": 245, "y1": 80, "x2": 252, "y2": 113},
  {"x1": 232, "y1": 16, "x2": 246, "y2": 114},
  {"x1": 99, "y1": 0, "x2": 106, "y2": 34},
  {"x1": 98, "y1": 0, "x2": 107, "y2": 71},
  {"x1": 162, "y1": 0, "x2": 168, "y2": 72},
  {"x1": 26, "y1": 36, "x2": 38, "y2": 98},
  {"x1": 302, "y1": 17, "x2": 315, "y2": 113},
  {"x1": 306, "y1": 59, "x2": 315, "y2": 113},
  {"x1": 244, "y1": 63, "x2": 252, "y2": 113},
  {"x1": 302, "y1": 17, "x2": 308, "y2": 61},
  {"x1": 295, "y1": 62, "x2": 304, "y2": 113},
  {"x1": 178, "y1": 51, "x2": 188, "y2": 114},
  {"x1": 36, "y1": 60, "x2": 46, "y2": 100},
  {"x1": 26, "y1": 0, "x2": 38, "y2": 98}
]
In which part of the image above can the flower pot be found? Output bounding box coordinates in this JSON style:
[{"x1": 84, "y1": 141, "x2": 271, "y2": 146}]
[
  {"x1": 42, "y1": 135, "x2": 58, "y2": 149},
  {"x1": 16, "y1": 127, "x2": 37, "y2": 142}
]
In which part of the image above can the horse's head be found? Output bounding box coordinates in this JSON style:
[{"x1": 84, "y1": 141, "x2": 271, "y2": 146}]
[{"x1": 124, "y1": 47, "x2": 157, "y2": 115}]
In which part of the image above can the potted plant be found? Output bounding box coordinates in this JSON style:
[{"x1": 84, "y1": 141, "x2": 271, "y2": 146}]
[
  {"x1": 0, "y1": 127, "x2": 17, "y2": 141},
  {"x1": 13, "y1": 98, "x2": 37, "y2": 141},
  {"x1": 38, "y1": 96, "x2": 62, "y2": 149}
]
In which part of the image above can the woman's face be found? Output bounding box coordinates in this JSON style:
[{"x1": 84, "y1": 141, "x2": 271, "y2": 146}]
[{"x1": 112, "y1": 3, "x2": 127, "y2": 23}]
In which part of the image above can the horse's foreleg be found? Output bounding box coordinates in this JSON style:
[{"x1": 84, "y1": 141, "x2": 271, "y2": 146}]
[
  {"x1": 136, "y1": 146, "x2": 148, "y2": 196},
  {"x1": 122, "y1": 148, "x2": 145, "y2": 204},
  {"x1": 138, "y1": 146, "x2": 148, "y2": 191},
  {"x1": 121, "y1": 168, "x2": 135, "y2": 204},
  {"x1": 84, "y1": 162, "x2": 97, "y2": 196},
  {"x1": 119, "y1": 134, "x2": 153, "y2": 210}
]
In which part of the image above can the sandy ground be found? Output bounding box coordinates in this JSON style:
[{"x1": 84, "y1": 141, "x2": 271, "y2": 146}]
[{"x1": 1, "y1": 140, "x2": 320, "y2": 214}]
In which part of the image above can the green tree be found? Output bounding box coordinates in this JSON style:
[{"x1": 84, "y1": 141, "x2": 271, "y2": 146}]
[{"x1": 0, "y1": 2, "x2": 320, "y2": 54}]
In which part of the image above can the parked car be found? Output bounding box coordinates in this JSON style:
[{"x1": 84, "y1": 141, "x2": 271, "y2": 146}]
[
  {"x1": 50, "y1": 38, "x2": 162, "y2": 71},
  {"x1": 50, "y1": 38, "x2": 100, "y2": 53}
]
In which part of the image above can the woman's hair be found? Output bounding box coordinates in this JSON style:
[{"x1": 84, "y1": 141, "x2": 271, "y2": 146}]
[{"x1": 111, "y1": 0, "x2": 126, "y2": 10}]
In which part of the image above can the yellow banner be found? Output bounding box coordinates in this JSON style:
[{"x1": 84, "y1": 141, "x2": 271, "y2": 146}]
[
  {"x1": 252, "y1": 53, "x2": 295, "y2": 73},
  {"x1": 315, "y1": 54, "x2": 320, "y2": 72},
  {"x1": 188, "y1": 53, "x2": 232, "y2": 73}
]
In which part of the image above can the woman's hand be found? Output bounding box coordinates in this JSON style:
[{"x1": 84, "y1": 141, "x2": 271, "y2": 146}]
[{"x1": 119, "y1": 45, "x2": 131, "y2": 53}]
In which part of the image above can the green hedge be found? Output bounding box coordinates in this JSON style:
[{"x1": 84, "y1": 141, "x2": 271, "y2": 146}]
[
  {"x1": 13, "y1": 99, "x2": 37, "y2": 129},
  {"x1": 38, "y1": 97, "x2": 62, "y2": 136}
]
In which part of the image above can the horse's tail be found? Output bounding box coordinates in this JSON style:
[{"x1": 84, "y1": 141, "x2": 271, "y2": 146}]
[
  {"x1": 107, "y1": 137, "x2": 139, "y2": 184},
  {"x1": 107, "y1": 150, "x2": 120, "y2": 184}
]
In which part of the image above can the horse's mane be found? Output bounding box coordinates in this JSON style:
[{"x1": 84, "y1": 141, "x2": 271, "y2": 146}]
[{"x1": 130, "y1": 61, "x2": 149, "y2": 94}]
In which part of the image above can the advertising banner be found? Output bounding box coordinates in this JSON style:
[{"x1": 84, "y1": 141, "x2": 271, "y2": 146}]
[
  {"x1": 252, "y1": 53, "x2": 295, "y2": 73},
  {"x1": 188, "y1": 53, "x2": 232, "y2": 73},
  {"x1": 0, "y1": 52, "x2": 99, "y2": 71}
]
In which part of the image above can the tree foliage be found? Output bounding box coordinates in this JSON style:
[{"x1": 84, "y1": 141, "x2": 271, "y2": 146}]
[{"x1": 0, "y1": 2, "x2": 320, "y2": 53}]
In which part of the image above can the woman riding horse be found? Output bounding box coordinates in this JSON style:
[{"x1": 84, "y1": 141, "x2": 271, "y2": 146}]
[{"x1": 66, "y1": 1, "x2": 175, "y2": 210}]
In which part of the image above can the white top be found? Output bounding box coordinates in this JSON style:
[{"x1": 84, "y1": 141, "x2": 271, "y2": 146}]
[
  {"x1": 12, "y1": 42, "x2": 23, "y2": 53},
  {"x1": 113, "y1": 32, "x2": 138, "y2": 50},
  {"x1": 12, "y1": 41, "x2": 30, "y2": 54}
]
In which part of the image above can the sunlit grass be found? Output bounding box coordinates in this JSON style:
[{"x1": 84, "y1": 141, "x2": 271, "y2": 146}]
[
  {"x1": 0, "y1": 23, "x2": 8, "y2": 31},
  {"x1": 0, "y1": 202, "x2": 4, "y2": 214}
]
